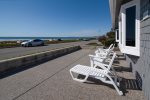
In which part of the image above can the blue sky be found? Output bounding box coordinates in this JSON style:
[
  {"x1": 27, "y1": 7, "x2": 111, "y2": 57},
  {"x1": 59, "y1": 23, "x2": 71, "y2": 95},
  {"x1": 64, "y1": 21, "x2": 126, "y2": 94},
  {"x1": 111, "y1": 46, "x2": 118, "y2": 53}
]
[{"x1": 0, "y1": 0, "x2": 111, "y2": 37}]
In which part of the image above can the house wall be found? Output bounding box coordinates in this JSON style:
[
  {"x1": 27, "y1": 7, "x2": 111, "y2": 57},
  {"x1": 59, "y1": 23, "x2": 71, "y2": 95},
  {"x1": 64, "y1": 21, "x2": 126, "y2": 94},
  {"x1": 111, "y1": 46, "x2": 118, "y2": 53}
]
[{"x1": 125, "y1": 0, "x2": 150, "y2": 99}]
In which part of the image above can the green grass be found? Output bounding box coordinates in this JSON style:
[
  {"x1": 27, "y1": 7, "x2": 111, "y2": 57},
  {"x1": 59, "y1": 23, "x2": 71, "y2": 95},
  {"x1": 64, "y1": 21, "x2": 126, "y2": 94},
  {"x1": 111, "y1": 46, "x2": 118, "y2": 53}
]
[
  {"x1": 86, "y1": 42, "x2": 102, "y2": 46},
  {"x1": 0, "y1": 40, "x2": 80, "y2": 48},
  {"x1": 0, "y1": 43, "x2": 20, "y2": 48},
  {"x1": 45, "y1": 40, "x2": 80, "y2": 44}
]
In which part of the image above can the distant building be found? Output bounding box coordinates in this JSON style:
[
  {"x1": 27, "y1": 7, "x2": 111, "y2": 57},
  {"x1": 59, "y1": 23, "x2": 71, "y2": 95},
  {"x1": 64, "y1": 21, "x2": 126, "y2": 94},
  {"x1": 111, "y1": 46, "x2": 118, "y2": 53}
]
[{"x1": 109, "y1": 0, "x2": 150, "y2": 99}]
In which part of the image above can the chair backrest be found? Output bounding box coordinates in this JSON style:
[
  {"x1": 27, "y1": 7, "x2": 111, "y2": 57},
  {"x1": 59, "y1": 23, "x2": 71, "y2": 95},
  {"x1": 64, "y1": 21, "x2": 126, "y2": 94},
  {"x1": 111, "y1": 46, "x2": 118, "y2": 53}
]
[
  {"x1": 105, "y1": 45, "x2": 114, "y2": 55},
  {"x1": 107, "y1": 52, "x2": 116, "y2": 70},
  {"x1": 110, "y1": 44, "x2": 115, "y2": 51},
  {"x1": 105, "y1": 44, "x2": 114, "y2": 52},
  {"x1": 95, "y1": 46, "x2": 114, "y2": 58},
  {"x1": 93, "y1": 52, "x2": 116, "y2": 71},
  {"x1": 108, "y1": 44, "x2": 114, "y2": 50},
  {"x1": 95, "y1": 44, "x2": 115, "y2": 58}
]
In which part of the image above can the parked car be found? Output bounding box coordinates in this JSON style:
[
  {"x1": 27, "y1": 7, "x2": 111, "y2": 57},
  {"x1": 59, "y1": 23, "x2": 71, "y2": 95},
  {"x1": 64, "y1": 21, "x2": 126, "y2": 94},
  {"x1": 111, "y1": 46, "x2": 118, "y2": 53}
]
[
  {"x1": 82, "y1": 38, "x2": 90, "y2": 41},
  {"x1": 21, "y1": 39, "x2": 44, "y2": 47}
]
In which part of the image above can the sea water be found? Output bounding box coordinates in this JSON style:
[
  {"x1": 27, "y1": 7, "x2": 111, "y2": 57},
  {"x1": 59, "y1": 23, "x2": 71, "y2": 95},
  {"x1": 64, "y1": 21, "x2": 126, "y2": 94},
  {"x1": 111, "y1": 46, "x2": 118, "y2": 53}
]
[{"x1": 0, "y1": 37, "x2": 84, "y2": 41}]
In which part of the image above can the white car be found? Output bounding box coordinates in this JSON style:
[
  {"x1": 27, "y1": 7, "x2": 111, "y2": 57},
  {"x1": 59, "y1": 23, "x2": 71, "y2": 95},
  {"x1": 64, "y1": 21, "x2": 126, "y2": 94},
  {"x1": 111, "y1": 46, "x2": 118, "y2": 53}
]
[{"x1": 21, "y1": 39, "x2": 44, "y2": 47}]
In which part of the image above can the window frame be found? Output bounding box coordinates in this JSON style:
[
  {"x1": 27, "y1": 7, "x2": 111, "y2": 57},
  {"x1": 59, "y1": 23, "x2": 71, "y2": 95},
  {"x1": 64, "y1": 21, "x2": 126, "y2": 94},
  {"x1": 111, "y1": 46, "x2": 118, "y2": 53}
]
[
  {"x1": 118, "y1": 13, "x2": 123, "y2": 53},
  {"x1": 115, "y1": 29, "x2": 119, "y2": 42},
  {"x1": 119, "y1": 0, "x2": 140, "y2": 56}
]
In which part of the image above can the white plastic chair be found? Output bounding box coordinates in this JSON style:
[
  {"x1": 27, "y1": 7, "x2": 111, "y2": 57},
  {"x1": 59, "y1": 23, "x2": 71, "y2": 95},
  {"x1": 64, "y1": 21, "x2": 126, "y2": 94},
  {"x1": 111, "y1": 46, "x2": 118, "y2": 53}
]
[
  {"x1": 88, "y1": 46, "x2": 114, "y2": 65},
  {"x1": 95, "y1": 44, "x2": 115, "y2": 57},
  {"x1": 89, "y1": 53, "x2": 116, "y2": 71},
  {"x1": 97, "y1": 44, "x2": 114, "y2": 53},
  {"x1": 70, "y1": 64, "x2": 123, "y2": 95},
  {"x1": 88, "y1": 50, "x2": 113, "y2": 66}
]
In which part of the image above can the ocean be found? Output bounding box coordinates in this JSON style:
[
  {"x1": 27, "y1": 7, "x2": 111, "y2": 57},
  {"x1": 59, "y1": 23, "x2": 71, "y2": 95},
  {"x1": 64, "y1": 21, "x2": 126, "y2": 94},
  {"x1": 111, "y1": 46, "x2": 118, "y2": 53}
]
[{"x1": 0, "y1": 37, "x2": 88, "y2": 41}]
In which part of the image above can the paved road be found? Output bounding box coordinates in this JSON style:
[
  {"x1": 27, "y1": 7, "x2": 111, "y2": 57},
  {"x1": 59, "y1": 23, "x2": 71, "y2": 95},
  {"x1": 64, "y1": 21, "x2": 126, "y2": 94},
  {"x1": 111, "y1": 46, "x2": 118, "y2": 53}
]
[{"x1": 0, "y1": 40, "x2": 97, "y2": 60}]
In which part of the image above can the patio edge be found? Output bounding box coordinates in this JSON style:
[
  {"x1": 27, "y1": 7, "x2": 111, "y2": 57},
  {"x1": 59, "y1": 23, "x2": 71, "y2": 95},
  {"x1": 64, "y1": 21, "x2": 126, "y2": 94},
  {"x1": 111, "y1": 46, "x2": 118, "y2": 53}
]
[{"x1": 0, "y1": 46, "x2": 81, "y2": 73}]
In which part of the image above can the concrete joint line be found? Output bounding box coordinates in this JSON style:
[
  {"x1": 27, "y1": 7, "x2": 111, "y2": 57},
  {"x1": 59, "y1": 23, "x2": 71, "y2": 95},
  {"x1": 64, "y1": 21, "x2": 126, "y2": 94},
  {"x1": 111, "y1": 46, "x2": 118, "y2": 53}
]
[{"x1": 12, "y1": 49, "x2": 92, "y2": 100}]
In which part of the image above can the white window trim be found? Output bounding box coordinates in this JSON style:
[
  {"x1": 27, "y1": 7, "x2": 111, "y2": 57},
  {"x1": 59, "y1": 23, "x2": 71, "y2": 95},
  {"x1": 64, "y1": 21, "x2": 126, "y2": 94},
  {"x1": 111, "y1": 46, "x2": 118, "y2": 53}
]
[
  {"x1": 115, "y1": 29, "x2": 119, "y2": 42},
  {"x1": 119, "y1": 0, "x2": 140, "y2": 56},
  {"x1": 118, "y1": 13, "x2": 123, "y2": 53}
]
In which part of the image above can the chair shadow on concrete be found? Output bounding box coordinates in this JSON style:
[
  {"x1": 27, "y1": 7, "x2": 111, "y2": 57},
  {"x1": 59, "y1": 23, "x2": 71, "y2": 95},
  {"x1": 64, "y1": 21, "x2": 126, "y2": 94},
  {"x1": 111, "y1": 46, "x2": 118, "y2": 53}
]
[
  {"x1": 116, "y1": 57, "x2": 126, "y2": 61},
  {"x1": 77, "y1": 74, "x2": 141, "y2": 96},
  {"x1": 113, "y1": 60, "x2": 120, "y2": 64},
  {"x1": 117, "y1": 53, "x2": 125, "y2": 57},
  {"x1": 120, "y1": 78, "x2": 142, "y2": 95},
  {"x1": 113, "y1": 61, "x2": 133, "y2": 72},
  {"x1": 113, "y1": 65, "x2": 132, "y2": 72},
  {"x1": 113, "y1": 57, "x2": 126, "y2": 65},
  {"x1": 116, "y1": 54, "x2": 126, "y2": 60}
]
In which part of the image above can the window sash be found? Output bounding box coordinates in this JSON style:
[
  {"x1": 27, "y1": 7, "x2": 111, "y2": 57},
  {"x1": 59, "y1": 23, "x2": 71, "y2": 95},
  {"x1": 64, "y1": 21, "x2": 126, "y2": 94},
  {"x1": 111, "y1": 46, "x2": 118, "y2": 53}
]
[{"x1": 118, "y1": 0, "x2": 140, "y2": 56}]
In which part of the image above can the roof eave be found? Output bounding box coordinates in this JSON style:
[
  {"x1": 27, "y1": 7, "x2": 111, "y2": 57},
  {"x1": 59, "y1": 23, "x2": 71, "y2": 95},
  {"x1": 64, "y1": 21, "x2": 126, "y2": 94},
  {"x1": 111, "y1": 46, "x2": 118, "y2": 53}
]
[{"x1": 109, "y1": 0, "x2": 123, "y2": 30}]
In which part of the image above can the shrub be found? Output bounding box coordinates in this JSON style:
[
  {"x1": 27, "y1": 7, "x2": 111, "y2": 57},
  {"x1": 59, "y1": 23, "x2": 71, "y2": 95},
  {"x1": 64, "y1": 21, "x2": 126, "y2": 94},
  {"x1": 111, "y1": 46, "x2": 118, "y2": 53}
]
[
  {"x1": 105, "y1": 38, "x2": 115, "y2": 47},
  {"x1": 97, "y1": 35, "x2": 106, "y2": 45},
  {"x1": 106, "y1": 31, "x2": 115, "y2": 38},
  {"x1": 97, "y1": 31, "x2": 116, "y2": 47}
]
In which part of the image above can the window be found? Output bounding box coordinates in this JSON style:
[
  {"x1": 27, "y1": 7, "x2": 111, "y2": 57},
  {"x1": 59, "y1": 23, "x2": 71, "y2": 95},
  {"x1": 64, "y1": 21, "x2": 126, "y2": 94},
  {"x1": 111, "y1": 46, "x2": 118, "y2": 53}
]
[
  {"x1": 34, "y1": 39, "x2": 41, "y2": 42},
  {"x1": 119, "y1": 14, "x2": 122, "y2": 44},
  {"x1": 119, "y1": 0, "x2": 140, "y2": 56},
  {"x1": 126, "y1": 6, "x2": 136, "y2": 47}
]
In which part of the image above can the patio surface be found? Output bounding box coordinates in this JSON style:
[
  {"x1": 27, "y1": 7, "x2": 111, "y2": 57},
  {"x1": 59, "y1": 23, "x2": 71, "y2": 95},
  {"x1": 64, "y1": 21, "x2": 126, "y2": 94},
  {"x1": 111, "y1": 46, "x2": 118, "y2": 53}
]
[{"x1": 0, "y1": 47, "x2": 145, "y2": 100}]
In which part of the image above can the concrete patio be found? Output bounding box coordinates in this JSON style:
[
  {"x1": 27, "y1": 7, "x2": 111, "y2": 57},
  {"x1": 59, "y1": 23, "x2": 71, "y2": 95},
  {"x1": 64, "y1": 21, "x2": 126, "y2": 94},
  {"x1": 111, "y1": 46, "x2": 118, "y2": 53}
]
[{"x1": 0, "y1": 47, "x2": 145, "y2": 100}]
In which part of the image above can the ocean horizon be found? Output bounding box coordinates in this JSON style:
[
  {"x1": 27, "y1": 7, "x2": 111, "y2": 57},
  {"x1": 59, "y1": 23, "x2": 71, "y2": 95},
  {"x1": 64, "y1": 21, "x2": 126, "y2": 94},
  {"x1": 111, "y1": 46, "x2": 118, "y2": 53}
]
[{"x1": 0, "y1": 37, "x2": 93, "y2": 41}]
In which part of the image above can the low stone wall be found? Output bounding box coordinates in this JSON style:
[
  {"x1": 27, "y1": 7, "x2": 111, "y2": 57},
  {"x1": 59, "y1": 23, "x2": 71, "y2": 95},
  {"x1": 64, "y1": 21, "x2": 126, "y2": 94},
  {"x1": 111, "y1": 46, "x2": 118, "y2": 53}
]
[{"x1": 0, "y1": 46, "x2": 81, "y2": 72}]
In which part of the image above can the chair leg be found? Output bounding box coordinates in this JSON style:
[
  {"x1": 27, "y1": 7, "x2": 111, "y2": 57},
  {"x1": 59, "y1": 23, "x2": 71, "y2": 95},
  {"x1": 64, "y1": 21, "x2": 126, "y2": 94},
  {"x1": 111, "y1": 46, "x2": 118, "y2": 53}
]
[
  {"x1": 90, "y1": 58, "x2": 94, "y2": 67},
  {"x1": 107, "y1": 75, "x2": 123, "y2": 95},
  {"x1": 70, "y1": 70, "x2": 75, "y2": 80},
  {"x1": 111, "y1": 81, "x2": 123, "y2": 95},
  {"x1": 70, "y1": 70, "x2": 88, "y2": 83}
]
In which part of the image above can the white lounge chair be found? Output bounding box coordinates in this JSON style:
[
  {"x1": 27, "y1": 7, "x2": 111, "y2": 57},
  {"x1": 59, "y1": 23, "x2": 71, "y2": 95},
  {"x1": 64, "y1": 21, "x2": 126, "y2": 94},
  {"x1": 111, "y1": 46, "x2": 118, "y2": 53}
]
[
  {"x1": 88, "y1": 50, "x2": 113, "y2": 66},
  {"x1": 89, "y1": 53, "x2": 116, "y2": 71},
  {"x1": 95, "y1": 44, "x2": 115, "y2": 57},
  {"x1": 97, "y1": 44, "x2": 114, "y2": 53},
  {"x1": 70, "y1": 64, "x2": 123, "y2": 95},
  {"x1": 88, "y1": 46, "x2": 114, "y2": 66}
]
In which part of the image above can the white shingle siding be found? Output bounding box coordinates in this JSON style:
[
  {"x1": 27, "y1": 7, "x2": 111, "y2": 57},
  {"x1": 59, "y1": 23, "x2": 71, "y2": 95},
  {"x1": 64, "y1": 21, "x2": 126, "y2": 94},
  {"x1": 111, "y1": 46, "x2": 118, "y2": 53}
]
[{"x1": 125, "y1": 0, "x2": 150, "y2": 99}]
